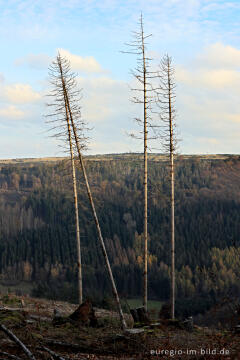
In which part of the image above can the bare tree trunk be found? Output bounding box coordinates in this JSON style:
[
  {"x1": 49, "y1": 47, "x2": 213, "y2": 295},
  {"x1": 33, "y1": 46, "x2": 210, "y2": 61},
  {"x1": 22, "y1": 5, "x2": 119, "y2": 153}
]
[
  {"x1": 143, "y1": 44, "x2": 148, "y2": 313},
  {"x1": 66, "y1": 111, "x2": 82, "y2": 304},
  {"x1": 48, "y1": 55, "x2": 83, "y2": 305},
  {"x1": 57, "y1": 58, "x2": 127, "y2": 330},
  {"x1": 155, "y1": 54, "x2": 177, "y2": 319},
  {"x1": 170, "y1": 151, "x2": 175, "y2": 319},
  {"x1": 122, "y1": 14, "x2": 155, "y2": 312},
  {"x1": 140, "y1": 14, "x2": 148, "y2": 312},
  {"x1": 68, "y1": 111, "x2": 127, "y2": 330},
  {"x1": 168, "y1": 60, "x2": 175, "y2": 320},
  {"x1": 61, "y1": 67, "x2": 82, "y2": 305}
]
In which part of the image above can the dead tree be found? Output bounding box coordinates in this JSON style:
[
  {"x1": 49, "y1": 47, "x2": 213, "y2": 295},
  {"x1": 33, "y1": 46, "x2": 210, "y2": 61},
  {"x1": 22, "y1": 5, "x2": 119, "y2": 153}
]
[
  {"x1": 46, "y1": 56, "x2": 85, "y2": 304},
  {"x1": 155, "y1": 54, "x2": 178, "y2": 319},
  {"x1": 54, "y1": 54, "x2": 127, "y2": 330},
  {"x1": 122, "y1": 14, "x2": 156, "y2": 311}
]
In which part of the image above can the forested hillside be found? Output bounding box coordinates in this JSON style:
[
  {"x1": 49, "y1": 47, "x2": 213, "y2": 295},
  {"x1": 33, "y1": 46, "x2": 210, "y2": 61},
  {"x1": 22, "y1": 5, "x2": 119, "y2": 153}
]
[{"x1": 0, "y1": 154, "x2": 240, "y2": 311}]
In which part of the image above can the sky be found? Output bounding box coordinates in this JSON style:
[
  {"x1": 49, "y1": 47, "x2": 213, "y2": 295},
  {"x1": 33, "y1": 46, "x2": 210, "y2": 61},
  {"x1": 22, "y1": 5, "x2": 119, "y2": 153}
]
[{"x1": 1, "y1": 0, "x2": 240, "y2": 157}]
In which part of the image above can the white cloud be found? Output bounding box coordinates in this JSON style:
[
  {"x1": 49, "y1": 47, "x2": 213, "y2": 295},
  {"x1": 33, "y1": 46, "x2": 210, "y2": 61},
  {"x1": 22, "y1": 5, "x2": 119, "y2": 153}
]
[
  {"x1": 58, "y1": 49, "x2": 104, "y2": 73},
  {"x1": 0, "y1": 105, "x2": 25, "y2": 119},
  {"x1": 15, "y1": 50, "x2": 105, "y2": 74},
  {"x1": 224, "y1": 113, "x2": 240, "y2": 123},
  {"x1": 15, "y1": 53, "x2": 52, "y2": 69},
  {"x1": 174, "y1": 42, "x2": 240, "y2": 153},
  {"x1": 4, "y1": 84, "x2": 41, "y2": 104},
  {"x1": 176, "y1": 66, "x2": 240, "y2": 89},
  {"x1": 196, "y1": 42, "x2": 240, "y2": 69},
  {"x1": 176, "y1": 42, "x2": 240, "y2": 90},
  {"x1": 78, "y1": 76, "x2": 131, "y2": 123}
]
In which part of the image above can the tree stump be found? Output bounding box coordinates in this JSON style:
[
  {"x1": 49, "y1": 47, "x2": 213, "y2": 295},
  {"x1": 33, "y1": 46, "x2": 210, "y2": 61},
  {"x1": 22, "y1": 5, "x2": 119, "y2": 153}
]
[
  {"x1": 182, "y1": 316, "x2": 193, "y2": 331},
  {"x1": 130, "y1": 309, "x2": 139, "y2": 323},
  {"x1": 130, "y1": 307, "x2": 149, "y2": 325},
  {"x1": 159, "y1": 303, "x2": 171, "y2": 320},
  {"x1": 69, "y1": 300, "x2": 97, "y2": 327}
]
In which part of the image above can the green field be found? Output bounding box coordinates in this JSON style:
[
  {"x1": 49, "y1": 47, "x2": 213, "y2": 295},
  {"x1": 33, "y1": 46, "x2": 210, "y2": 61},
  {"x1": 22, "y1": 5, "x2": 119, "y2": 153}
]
[
  {"x1": 124, "y1": 299, "x2": 164, "y2": 320},
  {"x1": 127, "y1": 298, "x2": 163, "y2": 309}
]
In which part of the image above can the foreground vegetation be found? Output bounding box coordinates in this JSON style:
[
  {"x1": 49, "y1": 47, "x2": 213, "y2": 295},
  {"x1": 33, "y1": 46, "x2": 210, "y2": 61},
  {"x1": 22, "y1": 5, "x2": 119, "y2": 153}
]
[{"x1": 0, "y1": 294, "x2": 239, "y2": 359}]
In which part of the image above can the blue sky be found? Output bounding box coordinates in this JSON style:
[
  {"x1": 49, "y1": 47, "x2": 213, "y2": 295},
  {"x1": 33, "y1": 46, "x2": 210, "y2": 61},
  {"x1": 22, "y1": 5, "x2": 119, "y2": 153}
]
[{"x1": 0, "y1": 0, "x2": 240, "y2": 157}]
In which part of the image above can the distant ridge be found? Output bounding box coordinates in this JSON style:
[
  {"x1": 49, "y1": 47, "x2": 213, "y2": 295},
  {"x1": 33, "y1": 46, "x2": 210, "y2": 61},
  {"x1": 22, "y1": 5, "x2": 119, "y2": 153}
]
[{"x1": 0, "y1": 153, "x2": 239, "y2": 164}]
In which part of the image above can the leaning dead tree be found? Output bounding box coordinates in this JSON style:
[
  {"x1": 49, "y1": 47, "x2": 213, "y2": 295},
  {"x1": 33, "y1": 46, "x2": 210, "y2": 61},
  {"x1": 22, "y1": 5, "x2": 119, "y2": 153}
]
[
  {"x1": 53, "y1": 53, "x2": 127, "y2": 330},
  {"x1": 46, "y1": 56, "x2": 85, "y2": 304},
  {"x1": 122, "y1": 14, "x2": 156, "y2": 311},
  {"x1": 155, "y1": 54, "x2": 178, "y2": 319}
]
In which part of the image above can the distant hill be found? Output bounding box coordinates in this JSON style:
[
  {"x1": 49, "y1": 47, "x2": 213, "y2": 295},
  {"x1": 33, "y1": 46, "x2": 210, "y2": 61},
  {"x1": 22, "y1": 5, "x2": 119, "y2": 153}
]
[{"x1": 0, "y1": 153, "x2": 240, "y2": 311}]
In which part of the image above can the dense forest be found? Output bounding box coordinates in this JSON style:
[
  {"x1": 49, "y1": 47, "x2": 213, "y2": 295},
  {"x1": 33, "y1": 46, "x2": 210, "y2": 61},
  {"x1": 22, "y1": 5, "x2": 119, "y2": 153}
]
[{"x1": 0, "y1": 154, "x2": 240, "y2": 314}]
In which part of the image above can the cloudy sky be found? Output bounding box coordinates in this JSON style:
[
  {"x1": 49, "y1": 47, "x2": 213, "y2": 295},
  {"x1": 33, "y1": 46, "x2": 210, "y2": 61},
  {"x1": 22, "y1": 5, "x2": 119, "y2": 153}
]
[{"x1": 0, "y1": 0, "x2": 240, "y2": 157}]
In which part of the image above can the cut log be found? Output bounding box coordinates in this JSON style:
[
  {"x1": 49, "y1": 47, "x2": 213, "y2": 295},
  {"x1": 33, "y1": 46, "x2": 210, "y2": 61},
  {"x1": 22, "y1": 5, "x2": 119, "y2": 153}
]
[
  {"x1": 40, "y1": 345, "x2": 88, "y2": 360},
  {"x1": 45, "y1": 339, "x2": 89, "y2": 351},
  {"x1": 41, "y1": 346, "x2": 66, "y2": 360},
  {"x1": 0, "y1": 323, "x2": 36, "y2": 360},
  {"x1": 124, "y1": 328, "x2": 145, "y2": 334},
  {"x1": 43, "y1": 341, "x2": 89, "y2": 359}
]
